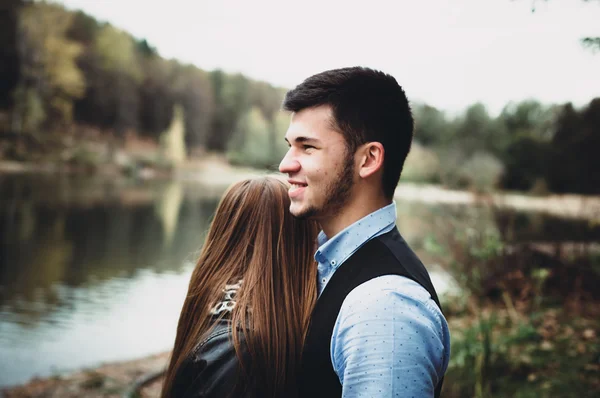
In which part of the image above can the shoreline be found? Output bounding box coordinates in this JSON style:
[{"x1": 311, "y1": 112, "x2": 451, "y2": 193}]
[
  {"x1": 2, "y1": 158, "x2": 598, "y2": 221},
  {"x1": 1, "y1": 352, "x2": 170, "y2": 397},
  {"x1": 394, "y1": 182, "x2": 600, "y2": 222}
]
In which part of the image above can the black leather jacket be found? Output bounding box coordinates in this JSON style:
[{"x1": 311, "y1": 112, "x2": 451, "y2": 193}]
[{"x1": 170, "y1": 317, "x2": 251, "y2": 398}]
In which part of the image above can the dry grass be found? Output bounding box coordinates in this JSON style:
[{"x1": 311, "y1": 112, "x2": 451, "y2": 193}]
[{"x1": 2, "y1": 352, "x2": 170, "y2": 398}]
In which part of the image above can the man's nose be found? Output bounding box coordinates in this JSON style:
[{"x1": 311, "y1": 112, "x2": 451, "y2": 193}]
[{"x1": 279, "y1": 150, "x2": 300, "y2": 174}]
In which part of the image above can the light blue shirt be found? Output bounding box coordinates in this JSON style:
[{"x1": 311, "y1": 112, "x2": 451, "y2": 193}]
[{"x1": 314, "y1": 202, "x2": 450, "y2": 397}]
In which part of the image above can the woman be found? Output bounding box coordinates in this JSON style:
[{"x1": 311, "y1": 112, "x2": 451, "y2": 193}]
[{"x1": 161, "y1": 177, "x2": 318, "y2": 398}]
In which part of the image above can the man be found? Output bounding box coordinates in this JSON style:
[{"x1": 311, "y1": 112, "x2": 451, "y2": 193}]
[{"x1": 279, "y1": 67, "x2": 450, "y2": 398}]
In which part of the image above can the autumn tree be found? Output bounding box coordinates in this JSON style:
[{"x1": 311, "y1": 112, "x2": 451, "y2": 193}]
[
  {"x1": 171, "y1": 63, "x2": 214, "y2": 151},
  {"x1": 12, "y1": 1, "x2": 85, "y2": 134},
  {"x1": 137, "y1": 55, "x2": 176, "y2": 140},
  {"x1": 208, "y1": 71, "x2": 251, "y2": 151},
  {"x1": 92, "y1": 23, "x2": 142, "y2": 136}
]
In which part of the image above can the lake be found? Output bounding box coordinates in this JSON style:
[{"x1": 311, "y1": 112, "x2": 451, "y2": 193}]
[{"x1": 0, "y1": 173, "x2": 597, "y2": 388}]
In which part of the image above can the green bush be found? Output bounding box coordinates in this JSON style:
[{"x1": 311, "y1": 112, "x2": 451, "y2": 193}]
[
  {"x1": 401, "y1": 142, "x2": 441, "y2": 183},
  {"x1": 436, "y1": 148, "x2": 504, "y2": 192},
  {"x1": 226, "y1": 107, "x2": 288, "y2": 170}
]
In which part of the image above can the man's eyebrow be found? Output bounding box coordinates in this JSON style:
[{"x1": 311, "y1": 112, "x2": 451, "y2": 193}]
[{"x1": 286, "y1": 136, "x2": 321, "y2": 144}]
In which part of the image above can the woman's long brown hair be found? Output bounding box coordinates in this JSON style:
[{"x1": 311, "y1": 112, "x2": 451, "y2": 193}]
[{"x1": 161, "y1": 176, "x2": 318, "y2": 398}]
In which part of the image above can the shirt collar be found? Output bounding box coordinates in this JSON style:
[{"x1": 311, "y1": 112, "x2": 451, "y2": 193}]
[{"x1": 314, "y1": 202, "x2": 397, "y2": 269}]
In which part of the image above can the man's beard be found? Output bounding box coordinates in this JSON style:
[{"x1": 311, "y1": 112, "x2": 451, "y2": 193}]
[{"x1": 295, "y1": 150, "x2": 354, "y2": 221}]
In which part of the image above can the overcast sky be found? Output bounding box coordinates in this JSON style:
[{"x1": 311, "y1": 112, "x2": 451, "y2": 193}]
[{"x1": 58, "y1": 0, "x2": 600, "y2": 116}]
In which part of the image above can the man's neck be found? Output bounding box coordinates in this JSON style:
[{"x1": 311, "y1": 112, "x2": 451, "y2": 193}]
[{"x1": 320, "y1": 196, "x2": 391, "y2": 239}]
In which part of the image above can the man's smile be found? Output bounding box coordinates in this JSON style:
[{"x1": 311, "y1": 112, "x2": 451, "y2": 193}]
[{"x1": 288, "y1": 182, "x2": 307, "y2": 198}]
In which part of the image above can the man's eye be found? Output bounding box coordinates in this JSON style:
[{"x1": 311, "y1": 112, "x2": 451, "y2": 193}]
[{"x1": 303, "y1": 145, "x2": 315, "y2": 150}]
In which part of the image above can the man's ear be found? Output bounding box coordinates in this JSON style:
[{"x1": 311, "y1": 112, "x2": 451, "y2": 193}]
[{"x1": 357, "y1": 142, "x2": 384, "y2": 179}]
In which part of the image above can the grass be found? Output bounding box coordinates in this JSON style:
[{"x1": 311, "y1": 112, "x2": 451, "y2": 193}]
[
  {"x1": 442, "y1": 301, "x2": 600, "y2": 398},
  {"x1": 427, "y1": 208, "x2": 600, "y2": 397}
]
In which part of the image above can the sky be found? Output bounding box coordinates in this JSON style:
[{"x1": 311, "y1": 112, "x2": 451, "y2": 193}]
[{"x1": 57, "y1": 0, "x2": 600, "y2": 116}]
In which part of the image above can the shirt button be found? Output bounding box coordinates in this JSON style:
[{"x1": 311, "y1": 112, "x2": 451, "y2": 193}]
[
  {"x1": 330, "y1": 260, "x2": 336, "y2": 266},
  {"x1": 321, "y1": 278, "x2": 326, "y2": 283}
]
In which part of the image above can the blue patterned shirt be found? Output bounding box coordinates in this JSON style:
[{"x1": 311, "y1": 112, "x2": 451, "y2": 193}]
[{"x1": 314, "y1": 202, "x2": 450, "y2": 397}]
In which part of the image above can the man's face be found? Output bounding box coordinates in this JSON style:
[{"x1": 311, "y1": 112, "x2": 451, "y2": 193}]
[{"x1": 279, "y1": 105, "x2": 355, "y2": 220}]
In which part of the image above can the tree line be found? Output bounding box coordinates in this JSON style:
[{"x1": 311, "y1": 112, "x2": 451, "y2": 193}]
[
  {"x1": 0, "y1": 1, "x2": 598, "y2": 194},
  {"x1": 411, "y1": 98, "x2": 600, "y2": 195},
  {"x1": 0, "y1": 1, "x2": 286, "y2": 156}
]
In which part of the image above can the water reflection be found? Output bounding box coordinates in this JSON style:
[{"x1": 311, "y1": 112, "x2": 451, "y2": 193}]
[
  {"x1": 1, "y1": 174, "x2": 598, "y2": 387},
  {"x1": 0, "y1": 174, "x2": 220, "y2": 386},
  {"x1": 0, "y1": 269, "x2": 193, "y2": 388}
]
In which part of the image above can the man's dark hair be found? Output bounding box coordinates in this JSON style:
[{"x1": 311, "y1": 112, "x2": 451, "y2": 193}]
[{"x1": 282, "y1": 66, "x2": 414, "y2": 199}]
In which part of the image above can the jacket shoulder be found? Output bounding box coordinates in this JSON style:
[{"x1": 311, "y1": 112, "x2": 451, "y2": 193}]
[{"x1": 172, "y1": 319, "x2": 249, "y2": 398}]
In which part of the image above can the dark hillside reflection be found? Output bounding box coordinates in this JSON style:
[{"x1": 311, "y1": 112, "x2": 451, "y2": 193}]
[{"x1": 0, "y1": 174, "x2": 219, "y2": 327}]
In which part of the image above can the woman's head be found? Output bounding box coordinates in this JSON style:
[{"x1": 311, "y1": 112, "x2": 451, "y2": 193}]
[
  {"x1": 197, "y1": 176, "x2": 318, "y2": 295},
  {"x1": 162, "y1": 176, "x2": 319, "y2": 398}
]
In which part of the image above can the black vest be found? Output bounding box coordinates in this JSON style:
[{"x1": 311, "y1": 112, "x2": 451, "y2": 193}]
[{"x1": 298, "y1": 227, "x2": 444, "y2": 398}]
